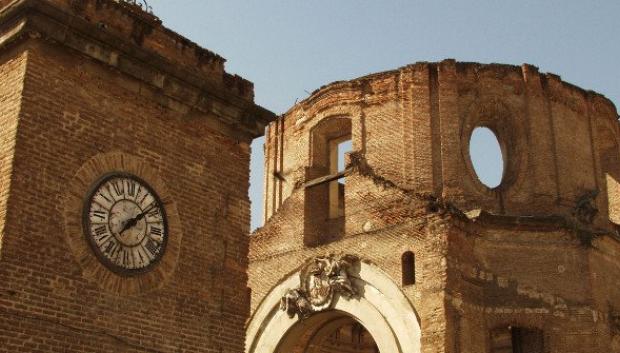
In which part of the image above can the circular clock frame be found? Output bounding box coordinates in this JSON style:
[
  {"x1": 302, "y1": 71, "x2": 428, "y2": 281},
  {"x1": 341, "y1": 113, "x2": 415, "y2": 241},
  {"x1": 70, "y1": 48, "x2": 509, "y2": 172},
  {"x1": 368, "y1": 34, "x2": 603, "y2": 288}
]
[
  {"x1": 82, "y1": 172, "x2": 169, "y2": 277},
  {"x1": 63, "y1": 152, "x2": 182, "y2": 295}
]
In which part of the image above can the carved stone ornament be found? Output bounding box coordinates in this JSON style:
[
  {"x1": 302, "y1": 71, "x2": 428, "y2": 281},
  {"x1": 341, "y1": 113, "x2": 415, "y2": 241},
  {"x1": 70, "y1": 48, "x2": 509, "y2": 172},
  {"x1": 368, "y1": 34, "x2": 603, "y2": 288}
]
[{"x1": 280, "y1": 254, "x2": 360, "y2": 319}]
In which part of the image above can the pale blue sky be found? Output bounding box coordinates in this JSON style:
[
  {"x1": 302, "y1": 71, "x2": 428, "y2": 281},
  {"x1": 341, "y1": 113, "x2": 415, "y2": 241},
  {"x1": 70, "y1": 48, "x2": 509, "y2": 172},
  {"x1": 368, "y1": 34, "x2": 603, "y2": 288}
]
[{"x1": 147, "y1": 0, "x2": 620, "y2": 230}]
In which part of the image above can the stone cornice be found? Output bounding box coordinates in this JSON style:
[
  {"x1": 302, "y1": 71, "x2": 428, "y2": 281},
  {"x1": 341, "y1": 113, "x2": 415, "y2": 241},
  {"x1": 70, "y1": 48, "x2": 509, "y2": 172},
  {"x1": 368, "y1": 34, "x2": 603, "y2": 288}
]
[
  {"x1": 0, "y1": 0, "x2": 276, "y2": 140},
  {"x1": 465, "y1": 208, "x2": 620, "y2": 245}
]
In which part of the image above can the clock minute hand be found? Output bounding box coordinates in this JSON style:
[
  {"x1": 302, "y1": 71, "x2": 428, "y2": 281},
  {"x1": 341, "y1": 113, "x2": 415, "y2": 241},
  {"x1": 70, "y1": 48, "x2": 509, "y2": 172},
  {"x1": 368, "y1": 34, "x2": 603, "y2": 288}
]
[{"x1": 135, "y1": 203, "x2": 157, "y2": 221}]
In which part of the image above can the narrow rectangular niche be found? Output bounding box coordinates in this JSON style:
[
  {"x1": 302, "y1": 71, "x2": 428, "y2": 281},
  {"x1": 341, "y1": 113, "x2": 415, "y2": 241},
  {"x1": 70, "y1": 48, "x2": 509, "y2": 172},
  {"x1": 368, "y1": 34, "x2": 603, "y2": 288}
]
[{"x1": 401, "y1": 251, "x2": 415, "y2": 286}]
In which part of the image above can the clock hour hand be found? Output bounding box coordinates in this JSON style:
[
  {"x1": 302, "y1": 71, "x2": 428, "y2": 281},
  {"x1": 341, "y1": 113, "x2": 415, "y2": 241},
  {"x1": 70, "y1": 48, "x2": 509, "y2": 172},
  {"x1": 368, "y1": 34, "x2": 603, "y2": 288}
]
[
  {"x1": 119, "y1": 217, "x2": 138, "y2": 235},
  {"x1": 119, "y1": 203, "x2": 158, "y2": 234}
]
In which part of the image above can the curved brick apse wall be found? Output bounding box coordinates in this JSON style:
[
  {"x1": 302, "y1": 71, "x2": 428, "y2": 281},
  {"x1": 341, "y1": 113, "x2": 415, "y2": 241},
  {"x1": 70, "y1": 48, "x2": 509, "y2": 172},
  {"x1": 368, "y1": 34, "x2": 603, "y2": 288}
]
[
  {"x1": 262, "y1": 60, "x2": 620, "y2": 230},
  {"x1": 250, "y1": 61, "x2": 620, "y2": 353}
]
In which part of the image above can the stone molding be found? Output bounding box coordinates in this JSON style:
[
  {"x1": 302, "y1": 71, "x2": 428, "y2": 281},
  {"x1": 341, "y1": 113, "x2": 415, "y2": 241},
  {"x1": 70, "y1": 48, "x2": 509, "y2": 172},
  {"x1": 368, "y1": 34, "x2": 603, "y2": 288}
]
[
  {"x1": 0, "y1": 0, "x2": 275, "y2": 140},
  {"x1": 62, "y1": 151, "x2": 183, "y2": 295}
]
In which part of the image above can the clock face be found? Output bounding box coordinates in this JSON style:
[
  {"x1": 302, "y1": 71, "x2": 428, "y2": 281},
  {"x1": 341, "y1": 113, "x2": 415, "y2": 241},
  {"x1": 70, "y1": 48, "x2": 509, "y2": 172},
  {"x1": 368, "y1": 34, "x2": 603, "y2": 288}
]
[{"x1": 83, "y1": 173, "x2": 168, "y2": 276}]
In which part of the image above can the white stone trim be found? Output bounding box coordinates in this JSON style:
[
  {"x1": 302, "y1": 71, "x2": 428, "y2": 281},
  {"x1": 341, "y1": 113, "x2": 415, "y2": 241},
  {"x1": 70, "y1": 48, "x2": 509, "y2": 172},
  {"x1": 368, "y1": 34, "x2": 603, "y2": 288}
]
[{"x1": 246, "y1": 261, "x2": 421, "y2": 353}]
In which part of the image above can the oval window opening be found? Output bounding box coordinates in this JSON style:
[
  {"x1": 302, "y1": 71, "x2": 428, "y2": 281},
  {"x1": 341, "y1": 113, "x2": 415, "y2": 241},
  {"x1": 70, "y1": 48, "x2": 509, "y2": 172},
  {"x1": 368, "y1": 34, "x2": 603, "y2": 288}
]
[{"x1": 469, "y1": 127, "x2": 504, "y2": 188}]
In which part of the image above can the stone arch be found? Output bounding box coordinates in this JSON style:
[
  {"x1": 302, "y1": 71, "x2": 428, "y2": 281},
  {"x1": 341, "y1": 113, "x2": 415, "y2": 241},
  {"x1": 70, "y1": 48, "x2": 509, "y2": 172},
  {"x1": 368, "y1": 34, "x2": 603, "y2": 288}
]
[
  {"x1": 308, "y1": 115, "x2": 352, "y2": 171},
  {"x1": 297, "y1": 315, "x2": 367, "y2": 353},
  {"x1": 246, "y1": 260, "x2": 421, "y2": 353}
]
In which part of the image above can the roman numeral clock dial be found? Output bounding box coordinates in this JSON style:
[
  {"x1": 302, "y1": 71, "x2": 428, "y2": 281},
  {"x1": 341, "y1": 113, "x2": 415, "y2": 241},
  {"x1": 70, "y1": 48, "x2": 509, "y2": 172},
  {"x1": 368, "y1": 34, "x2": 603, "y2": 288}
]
[{"x1": 83, "y1": 173, "x2": 168, "y2": 275}]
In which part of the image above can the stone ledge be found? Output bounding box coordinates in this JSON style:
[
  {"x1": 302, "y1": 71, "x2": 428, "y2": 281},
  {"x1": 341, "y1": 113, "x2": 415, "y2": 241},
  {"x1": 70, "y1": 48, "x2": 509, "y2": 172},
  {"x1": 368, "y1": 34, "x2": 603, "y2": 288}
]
[
  {"x1": 466, "y1": 208, "x2": 620, "y2": 245},
  {"x1": 0, "y1": 0, "x2": 276, "y2": 139}
]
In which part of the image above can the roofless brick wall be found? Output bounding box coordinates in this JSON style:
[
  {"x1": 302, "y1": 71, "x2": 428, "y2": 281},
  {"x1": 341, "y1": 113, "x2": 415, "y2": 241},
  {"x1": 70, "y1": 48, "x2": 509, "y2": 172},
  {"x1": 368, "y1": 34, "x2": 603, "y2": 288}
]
[
  {"x1": 263, "y1": 61, "x2": 620, "y2": 230},
  {"x1": 250, "y1": 61, "x2": 620, "y2": 353}
]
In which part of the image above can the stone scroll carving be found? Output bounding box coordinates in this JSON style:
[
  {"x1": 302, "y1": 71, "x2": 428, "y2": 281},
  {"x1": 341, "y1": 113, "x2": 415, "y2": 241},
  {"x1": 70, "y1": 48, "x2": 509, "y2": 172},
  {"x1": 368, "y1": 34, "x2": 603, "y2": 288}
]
[{"x1": 280, "y1": 254, "x2": 360, "y2": 319}]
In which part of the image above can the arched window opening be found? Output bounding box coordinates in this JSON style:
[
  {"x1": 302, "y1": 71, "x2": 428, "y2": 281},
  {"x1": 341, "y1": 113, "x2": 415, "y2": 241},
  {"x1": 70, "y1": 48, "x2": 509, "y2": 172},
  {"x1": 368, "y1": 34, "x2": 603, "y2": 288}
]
[
  {"x1": 304, "y1": 117, "x2": 352, "y2": 246},
  {"x1": 490, "y1": 326, "x2": 544, "y2": 353},
  {"x1": 401, "y1": 251, "x2": 415, "y2": 286},
  {"x1": 469, "y1": 127, "x2": 504, "y2": 188}
]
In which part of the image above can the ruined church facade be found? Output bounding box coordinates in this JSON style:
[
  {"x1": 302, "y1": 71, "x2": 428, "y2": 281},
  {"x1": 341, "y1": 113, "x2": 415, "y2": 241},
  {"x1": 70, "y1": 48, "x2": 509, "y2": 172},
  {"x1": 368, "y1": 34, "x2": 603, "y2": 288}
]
[
  {"x1": 247, "y1": 63, "x2": 620, "y2": 353},
  {"x1": 0, "y1": 1, "x2": 618, "y2": 353}
]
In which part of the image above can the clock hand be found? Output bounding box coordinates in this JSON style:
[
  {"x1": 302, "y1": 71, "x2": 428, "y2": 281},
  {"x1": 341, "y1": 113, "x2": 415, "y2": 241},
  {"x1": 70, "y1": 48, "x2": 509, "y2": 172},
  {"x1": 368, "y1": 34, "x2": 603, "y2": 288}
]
[
  {"x1": 119, "y1": 203, "x2": 158, "y2": 235},
  {"x1": 119, "y1": 217, "x2": 138, "y2": 235},
  {"x1": 135, "y1": 203, "x2": 157, "y2": 221}
]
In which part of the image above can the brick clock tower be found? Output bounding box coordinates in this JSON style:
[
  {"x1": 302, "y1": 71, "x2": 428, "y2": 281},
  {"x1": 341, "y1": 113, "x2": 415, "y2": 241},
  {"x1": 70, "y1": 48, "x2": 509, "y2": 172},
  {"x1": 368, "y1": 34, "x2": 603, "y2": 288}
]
[{"x1": 0, "y1": 0, "x2": 274, "y2": 351}]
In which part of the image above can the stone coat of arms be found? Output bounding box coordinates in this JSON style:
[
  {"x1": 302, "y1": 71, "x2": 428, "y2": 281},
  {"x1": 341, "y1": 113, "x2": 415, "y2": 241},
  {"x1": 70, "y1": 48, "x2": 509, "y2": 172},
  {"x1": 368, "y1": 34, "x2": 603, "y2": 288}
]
[{"x1": 280, "y1": 254, "x2": 359, "y2": 319}]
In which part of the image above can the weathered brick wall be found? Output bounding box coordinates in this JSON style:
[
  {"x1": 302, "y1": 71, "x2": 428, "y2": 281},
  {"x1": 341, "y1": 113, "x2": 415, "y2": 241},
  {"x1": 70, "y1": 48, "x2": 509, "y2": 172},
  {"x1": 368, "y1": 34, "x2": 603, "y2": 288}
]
[
  {"x1": 250, "y1": 61, "x2": 620, "y2": 352},
  {"x1": 0, "y1": 37, "x2": 252, "y2": 352},
  {"x1": 251, "y1": 176, "x2": 453, "y2": 353},
  {"x1": 262, "y1": 61, "x2": 619, "y2": 227},
  {"x1": 447, "y1": 223, "x2": 619, "y2": 352},
  {"x1": 0, "y1": 1, "x2": 274, "y2": 351},
  {"x1": 39, "y1": 0, "x2": 254, "y2": 100},
  {"x1": 0, "y1": 44, "x2": 26, "y2": 254}
]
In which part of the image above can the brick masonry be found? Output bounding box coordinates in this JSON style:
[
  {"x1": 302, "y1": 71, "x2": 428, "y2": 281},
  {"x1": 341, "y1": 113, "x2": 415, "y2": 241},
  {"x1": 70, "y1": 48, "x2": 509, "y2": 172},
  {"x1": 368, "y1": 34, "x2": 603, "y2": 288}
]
[
  {"x1": 1, "y1": 1, "x2": 620, "y2": 353},
  {"x1": 250, "y1": 62, "x2": 620, "y2": 352},
  {"x1": 0, "y1": 46, "x2": 25, "y2": 253},
  {"x1": 0, "y1": 0, "x2": 274, "y2": 352}
]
